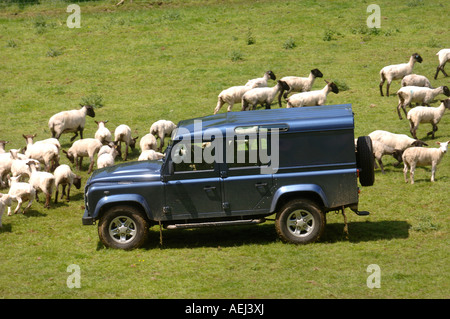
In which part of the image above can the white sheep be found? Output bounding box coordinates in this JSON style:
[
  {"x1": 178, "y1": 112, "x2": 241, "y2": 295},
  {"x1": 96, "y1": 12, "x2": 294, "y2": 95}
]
[
  {"x1": 94, "y1": 120, "x2": 112, "y2": 145},
  {"x1": 54, "y1": 164, "x2": 82, "y2": 203},
  {"x1": 48, "y1": 104, "x2": 96, "y2": 141},
  {"x1": 97, "y1": 144, "x2": 119, "y2": 169},
  {"x1": 139, "y1": 133, "x2": 158, "y2": 152},
  {"x1": 214, "y1": 85, "x2": 253, "y2": 114},
  {"x1": 26, "y1": 160, "x2": 55, "y2": 208},
  {"x1": 286, "y1": 80, "x2": 339, "y2": 108},
  {"x1": 245, "y1": 70, "x2": 276, "y2": 88},
  {"x1": 7, "y1": 175, "x2": 35, "y2": 215},
  {"x1": 278, "y1": 68, "x2": 323, "y2": 107},
  {"x1": 407, "y1": 99, "x2": 450, "y2": 139},
  {"x1": 401, "y1": 74, "x2": 432, "y2": 88},
  {"x1": 0, "y1": 193, "x2": 14, "y2": 228},
  {"x1": 402, "y1": 141, "x2": 449, "y2": 184},
  {"x1": 242, "y1": 80, "x2": 290, "y2": 111},
  {"x1": 379, "y1": 53, "x2": 423, "y2": 97},
  {"x1": 371, "y1": 140, "x2": 404, "y2": 174},
  {"x1": 138, "y1": 149, "x2": 165, "y2": 161},
  {"x1": 0, "y1": 151, "x2": 16, "y2": 188},
  {"x1": 63, "y1": 138, "x2": 103, "y2": 174},
  {"x1": 434, "y1": 49, "x2": 450, "y2": 80},
  {"x1": 396, "y1": 85, "x2": 450, "y2": 120},
  {"x1": 150, "y1": 120, "x2": 177, "y2": 152},
  {"x1": 22, "y1": 134, "x2": 61, "y2": 151},
  {"x1": 11, "y1": 153, "x2": 40, "y2": 181},
  {"x1": 24, "y1": 140, "x2": 59, "y2": 172},
  {"x1": 114, "y1": 124, "x2": 138, "y2": 161}
]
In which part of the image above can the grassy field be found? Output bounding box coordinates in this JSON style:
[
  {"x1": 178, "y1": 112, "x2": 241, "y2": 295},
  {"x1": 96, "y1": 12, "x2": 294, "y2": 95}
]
[{"x1": 0, "y1": 0, "x2": 449, "y2": 299}]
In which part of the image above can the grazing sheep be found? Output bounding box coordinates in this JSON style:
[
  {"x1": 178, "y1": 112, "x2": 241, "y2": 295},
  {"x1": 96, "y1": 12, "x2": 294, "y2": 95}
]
[
  {"x1": 245, "y1": 70, "x2": 276, "y2": 88},
  {"x1": 278, "y1": 68, "x2": 323, "y2": 107},
  {"x1": 401, "y1": 74, "x2": 433, "y2": 88},
  {"x1": 26, "y1": 161, "x2": 55, "y2": 208},
  {"x1": 23, "y1": 137, "x2": 59, "y2": 172},
  {"x1": 139, "y1": 133, "x2": 158, "y2": 152},
  {"x1": 48, "y1": 104, "x2": 95, "y2": 141},
  {"x1": 114, "y1": 124, "x2": 138, "y2": 161},
  {"x1": 0, "y1": 141, "x2": 9, "y2": 153},
  {"x1": 63, "y1": 138, "x2": 103, "y2": 174},
  {"x1": 138, "y1": 149, "x2": 165, "y2": 161},
  {"x1": 396, "y1": 85, "x2": 450, "y2": 119},
  {"x1": 0, "y1": 193, "x2": 14, "y2": 228},
  {"x1": 214, "y1": 85, "x2": 253, "y2": 114},
  {"x1": 241, "y1": 80, "x2": 290, "y2": 111},
  {"x1": 97, "y1": 144, "x2": 119, "y2": 169},
  {"x1": 54, "y1": 164, "x2": 81, "y2": 203},
  {"x1": 403, "y1": 141, "x2": 449, "y2": 184},
  {"x1": 379, "y1": 53, "x2": 423, "y2": 97},
  {"x1": 94, "y1": 120, "x2": 112, "y2": 145},
  {"x1": 371, "y1": 140, "x2": 404, "y2": 174},
  {"x1": 286, "y1": 80, "x2": 339, "y2": 108},
  {"x1": 434, "y1": 49, "x2": 450, "y2": 79},
  {"x1": 7, "y1": 175, "x2": 35, "y2": 215},
  {"x1": 407, "y1": 99, "x2": 450, "y2": 139},
  {"x1": 150, "y1": 120, "x2": 177, "y2": 152}
]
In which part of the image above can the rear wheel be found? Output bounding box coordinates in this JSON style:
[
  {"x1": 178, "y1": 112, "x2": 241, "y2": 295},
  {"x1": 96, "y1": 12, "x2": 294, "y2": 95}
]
[
  {"x1": 98, "y1": 205, "x2": 149, "y2": 250},
  {"x1": 356, "y1": 136, "x2": 375, "y2": 186}
]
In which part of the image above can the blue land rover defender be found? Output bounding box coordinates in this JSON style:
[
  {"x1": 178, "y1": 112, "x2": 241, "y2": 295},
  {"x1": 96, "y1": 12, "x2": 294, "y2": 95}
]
[{"x1": 83, "y1": 105, "x2": 374, "y2": 249}]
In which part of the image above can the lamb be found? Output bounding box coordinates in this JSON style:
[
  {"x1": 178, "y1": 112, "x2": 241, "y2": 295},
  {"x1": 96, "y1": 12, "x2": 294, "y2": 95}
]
[
  {"x1": 97, "y1": 144, "x2": 119, "y2": 169},
  {"x1": 22, "y1": 134, "x2": 61, "y2": 151},
  {"x1": 371, "y1": 140, "x2": 404, "y2": 174},
  {"x1": 63, "y1": 138, "x2": 103, "y2": 174},
  {"x1": 286, "y1": 80, "x2": 339, "y2": 108},
  {"x1": 53, "y1": 164, "x2": 81, "y2": 203},
  {"x1": 26, "y1": 160, "x2": 55, "y2": 208},
  {"x1": 0, "y1": 193, "x2": 14, "y2": 228},
  {"x1": 245, "y1": 70, "x2": 276, "y2": 88},
  {"x1": 7, "y1": 175, "x2": 35, "y2": 215},
  {"x1": 241, "y1": 80, "x2": 290, "y2": 111},
  {"x1": 114, "y1": 124, "x2": 138, "y2": 161},
  {"x1": 379, "y1": 53, "x2": 423, "y2": 97},
  {"x1": 401, "y1": 74, "x2": 433, "y2": 88},
  {"x1": 138, "y1": 149, "x2": 165, "y2": 161},
  {"x1": 278, "y1": 68, "x2": 323, "y2": 107},
  {"x1": 0, "y1": 140, "x2": 9, "y2": 153},
  {"x1": 23, "y1": 136, "x2": 60, "y2": 172},
  {"x1": 139, "y1": 133, "x2": 158, "y2": 152},
  {"x1": 11, "y1": 153, "x2": 40, "y2": 181},
  {"x1": 0, "y1": 151, "x2": 16, "y2": 188},
  {"x1": 214, "y1": 85, "x2": 253, "y2": 114},
  {"x1": 407, "y1": 99, "x2": 450, "y2": 139},
  {"x1": 396, "y1": 85, "x2": 450, "y2": 120},
  {"x1": 150, "y1": 120, "x2": 177, "y2": 152},
  {"x1": 48, "y1": 104, "x2": 95, "y2": 141},
  {"x1": 94, "y1": 120, "x2": 112, "y2": 145},
  {"x1": 434, "y1": 49, "x2": 450, "y2": 80},
  {"x1": 402, "y1": 141, "x2": 449, "y2": 184}
]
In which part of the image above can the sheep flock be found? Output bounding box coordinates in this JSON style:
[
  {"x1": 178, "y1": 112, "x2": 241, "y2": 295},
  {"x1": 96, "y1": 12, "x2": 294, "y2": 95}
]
[{"x1": 0, "y1": 48, "x2": 449, "y2": 227}]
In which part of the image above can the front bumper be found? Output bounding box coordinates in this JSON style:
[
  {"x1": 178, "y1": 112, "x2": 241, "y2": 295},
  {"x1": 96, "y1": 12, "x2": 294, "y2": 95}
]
[{"x1": 82, "y1": 209, "x2": 95, "y2": 225}]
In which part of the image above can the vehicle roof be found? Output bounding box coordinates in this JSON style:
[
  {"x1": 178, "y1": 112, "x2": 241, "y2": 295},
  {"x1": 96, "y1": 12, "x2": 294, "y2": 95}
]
[{"x1": 172, "y1": 104, "x2": 354, "y2": 141}]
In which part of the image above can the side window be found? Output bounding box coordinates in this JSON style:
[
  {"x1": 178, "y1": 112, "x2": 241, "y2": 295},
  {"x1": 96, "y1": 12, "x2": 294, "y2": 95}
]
[{"x1": 172, "y1": 141, "x2": 216, "y2": 172}]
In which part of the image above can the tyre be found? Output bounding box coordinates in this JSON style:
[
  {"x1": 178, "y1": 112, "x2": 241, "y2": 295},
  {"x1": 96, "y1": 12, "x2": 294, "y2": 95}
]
[
  {"x1": 356, "y1": 136, "x2": 375, "y2": 186},
  {"x1": 98, "y1": 205, "x2": 149, "y2": 250},
  {"x1": 275, "y1": 199, "x2": 325, "y2": 244}
]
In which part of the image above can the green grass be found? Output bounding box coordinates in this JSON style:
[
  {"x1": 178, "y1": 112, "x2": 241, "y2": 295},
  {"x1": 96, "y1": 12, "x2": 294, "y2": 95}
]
[{"x1": 0, "y1": 0, "x2": 449, "y2": 299}]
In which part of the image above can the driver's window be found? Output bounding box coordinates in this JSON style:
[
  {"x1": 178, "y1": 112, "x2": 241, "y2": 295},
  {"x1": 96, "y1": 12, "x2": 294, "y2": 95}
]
[{"x1": 171, "y1": 141, "x2": 216, "y2": 172}]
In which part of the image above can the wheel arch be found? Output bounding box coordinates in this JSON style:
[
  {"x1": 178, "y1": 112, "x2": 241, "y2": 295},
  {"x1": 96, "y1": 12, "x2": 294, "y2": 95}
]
[
  {"x1": 93, "y1": 194, "x2": 153, "y2": 223},
  {"x1": 270, "y1": 184, "x2": 328, "y2": 213}
]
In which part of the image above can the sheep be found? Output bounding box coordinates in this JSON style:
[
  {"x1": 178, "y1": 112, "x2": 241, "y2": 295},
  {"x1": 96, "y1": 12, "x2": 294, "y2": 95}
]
[
  {"x1": 7, "y1": 175, "x2": 35, "y2": 215},
  {"x1": 278, "y1": 68, "x2": 323, "y2": 107},
  {"x1": 54, "y1": 164, "x2": 81, "y2": 203},
  {"x1": 286, "y1": 80, "x2": 339, "y2": 108},
  {"x1": 0, "y1": 193, "x2": 14, "y2": 228},
  {"x1": 63, "y1": 138, "x2": 103, "y2": 174},
  {"x1": 371, "y1": 140, "x2": 404, "y2": 174},
  {"x1": 379, "y1": 53, "x2": 423, "y2": 97},
  {"x1": 114, "y1": 124, "x2": 138, "y2": 161},
  {"x1": 97, "y1": 144, "x2": 119, "y2": 169},
  {"x1": 138, "y1": 149, "x2": 165, "y2": 161},
  {"x1": 150, "y1": 120, "x2": 177, "y2": 152},
  {"x1": 26, "y1": 160, "x2": 55, "y2": 208},
  {"x1": 214, "y1": 85, "x2": 253, "y2": 114},
  {"x1": 0, "y1": 149, "x2": 28, "y2": 188},
  {"x1": 22, "y1": 134, "x2": 61, "y2": 151},
  {"x1": 241, "y1": 80, "x2": 290, "y2": 111},
  {"x1": 245, "y1": 70, "x2": 276, "y2": 88},
  {"x1": 407, "y1": 99, "x2": 450, "y2": 139},
  {"x1": 139, "y1": 133, "x2": 158, "y2": 152},
  {"x1": 434, "y1": 49, "x2": 450, "y2": 80},
  {"x1": 0, "y1": 140, "x2": 9, "y2": 153},
  {"x1": 11, "y1": 154, "x2": 40, "y2": 181},
  {"x1": 396, "y1": 85, "x2": 450, "y2": 120},
  {"x1": 402, "y1": 141, "x2": 449, "y2": 184},
  {"x1": 94, "y1": 120, "x2": 112, "y2": 145},
  {"x1": 48, "y1": 104, "x2": 95, "y2": 141},
  {"x1": 23, "y1": 137, "x2": 60, "y2": 172},
  {"x1": 401, "y1": 74, "x2": 433, "y2": 88}
]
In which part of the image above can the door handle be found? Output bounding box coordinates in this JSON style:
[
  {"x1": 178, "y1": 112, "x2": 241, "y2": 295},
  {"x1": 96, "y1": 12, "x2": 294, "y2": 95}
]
[
  {"x1": 203, "y1": 186, "x2": 216, "y2": 191},
  {"x1": 255, "y1": 182, "x2": 268, "y2": 188}
]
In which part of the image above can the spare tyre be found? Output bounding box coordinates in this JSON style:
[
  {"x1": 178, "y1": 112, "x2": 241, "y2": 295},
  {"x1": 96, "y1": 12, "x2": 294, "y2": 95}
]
[{"x1": 356, "y1": 136, "x2": 375, "y2": 186}]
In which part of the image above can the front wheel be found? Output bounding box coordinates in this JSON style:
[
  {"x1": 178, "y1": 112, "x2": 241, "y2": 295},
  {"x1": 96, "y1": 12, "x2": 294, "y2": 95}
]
[
  {"x1": 98, "y1": 205, "x2": 149, "y2": 250},
  {"x1": 275, "y1": 199, "x2": 325, "y2": 244}
]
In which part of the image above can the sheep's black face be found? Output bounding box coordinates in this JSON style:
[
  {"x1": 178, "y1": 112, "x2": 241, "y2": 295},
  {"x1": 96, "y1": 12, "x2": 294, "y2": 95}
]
[
  {"x1": 279, "y1": 80, "x2": 290, "y2": 91},
  {"x1": 412, "y1": 140, "x2": 428, "y2": 147},
  {"x1": 443, "y1": 99, "x2": 450, "y2": 109},
  {"x1": 130, "y1": 137, "x2": 138, "y2": 150},
  {"x1": 443, "y1": 86, "x2": 450, "y2": 96},
  {"x1": 312, "y1": 69, "x2": 323, "y2": 78},
  {"x1": 413, "y1": 53, "x2": 423, "y2": 63},
  {"x1": 85, "y1": 105, "x2": 96, "y2": 118},
  {"x1": 330, "y1": 82, "x2": 339, "y2": 94},
  {"x1": 64, "y1": 151, "x2": 75, "y2": 163},
  {"x1": 74, "y1": 176, "x2": 82, "y2": 189},
  {"x1": 267, "y1": 71, "x2": 276, "y2": 80}
]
